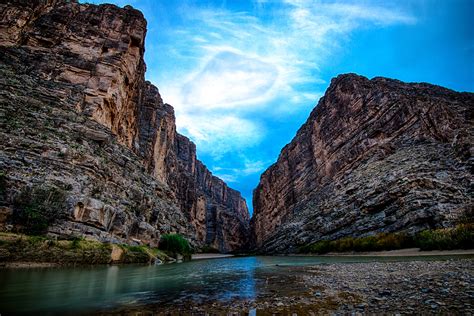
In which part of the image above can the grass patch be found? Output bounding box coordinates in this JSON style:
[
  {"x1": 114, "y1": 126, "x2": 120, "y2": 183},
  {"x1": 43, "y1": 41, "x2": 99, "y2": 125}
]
[
  {"x1": 0, "y1": 232, "x2": 173, "y2": 265},
  {"x1": 0, "y1": 233, "x2": 112, "y2": 264},
  {"x1": 120, "y1": 244, "x2": 148, "y2": 254},
  {"x1": 70, "y1": 236, "x2": 85, "y2": 249},
  {"x1": 119, "y1": 244, "x2": 157, "y2": 263},
  {"x1": 27, "y1": 235, "x2": 48, "y2": 244},
  {"x1": 298, "y1": 224, "x2": 474, "y2": 254}
]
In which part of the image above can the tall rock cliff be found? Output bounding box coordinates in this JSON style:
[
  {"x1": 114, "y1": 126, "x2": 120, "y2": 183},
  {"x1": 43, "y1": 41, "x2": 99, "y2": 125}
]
[
  {"x1": 252, "y1": 74, "x2": 473, "y2": 253},
  {"x1": 0, "y1": 0, "x2": 249, "y2": 252}
]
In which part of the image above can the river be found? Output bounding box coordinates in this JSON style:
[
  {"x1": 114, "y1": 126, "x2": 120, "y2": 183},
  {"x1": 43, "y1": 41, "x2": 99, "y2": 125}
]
[{"x1": 0, "y1": 255, "x2": 472, "y2": 314}]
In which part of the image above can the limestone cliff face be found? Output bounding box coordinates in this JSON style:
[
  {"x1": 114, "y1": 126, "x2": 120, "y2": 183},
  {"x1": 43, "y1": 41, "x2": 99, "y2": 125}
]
[
  {"x1": 252, "y1": 74, "x2": 473, "y2": 252},
  {"x1": 0, "y1": 0, "x2": 249, "y2": 252},
  {"x1": 1, "y1": 0, "x2": 147, "y2": 149},
  {"x1": 136, "y1": 83, "x2": 250, "y2": 251}
]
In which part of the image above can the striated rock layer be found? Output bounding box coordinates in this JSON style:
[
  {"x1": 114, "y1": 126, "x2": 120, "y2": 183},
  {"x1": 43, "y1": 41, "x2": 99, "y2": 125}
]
[
  {"x1": 252, "y1": 74, "x2": 473, "y2": 253},
  {"x1": 0, "y1": 0, "x2": 249, "y2": 252}
]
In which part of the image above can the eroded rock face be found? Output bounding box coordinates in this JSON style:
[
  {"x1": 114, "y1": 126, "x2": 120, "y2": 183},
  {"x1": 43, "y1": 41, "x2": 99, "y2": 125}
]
[
  {"x1": 1, "y1": 0, "x2": 147, "y2": 148},
  {"x1": 136, "y1": 82, "x2": 250, "y2": 252},
  {"x1": 0, "y1": 0, "x2": 249, "y2": 252},
  {"x1": 252, "y1": 74, "x2": 473, "y2": 252}
]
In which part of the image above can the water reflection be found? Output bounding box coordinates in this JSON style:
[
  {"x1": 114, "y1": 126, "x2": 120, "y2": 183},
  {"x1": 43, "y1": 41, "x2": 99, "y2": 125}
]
[
  {"x1": 0, "y1": 257, "x2": 261, "y2": 313},
  {"x1": 0, "y1": 255, "x2": 470, "y2": 314}
]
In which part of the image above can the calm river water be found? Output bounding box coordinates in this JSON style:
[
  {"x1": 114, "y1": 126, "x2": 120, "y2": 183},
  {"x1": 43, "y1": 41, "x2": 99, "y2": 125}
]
[{"x1": 0, "y1": 255, "x2": 471, "y2": 314}]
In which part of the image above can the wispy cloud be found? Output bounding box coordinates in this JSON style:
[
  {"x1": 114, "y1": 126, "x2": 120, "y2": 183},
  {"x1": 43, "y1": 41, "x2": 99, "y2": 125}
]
[
  {"x1": 213, "y1": 158, "x2": 269, "y2": 183},
  {"x1": 181, "y1": 51, "x2": 278, "y2": 109},
  {"x1": 148, "y1": 0, "x2": 415, "y2": 169},
  {"x1": 84, "y1": 0, "x2": 471, "y2": 212},
  {"x1": 177, "y1": 113, "x2": 263, "y2": 159},
  {"x1": 285, "y1": 1, "x2": 416, "y2": 26}
]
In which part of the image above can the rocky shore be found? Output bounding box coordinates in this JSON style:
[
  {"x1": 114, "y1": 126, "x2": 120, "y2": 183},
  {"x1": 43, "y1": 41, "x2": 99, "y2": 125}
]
[{"x1": 101, "y1": 258, "x2": 474, "y2": 315}]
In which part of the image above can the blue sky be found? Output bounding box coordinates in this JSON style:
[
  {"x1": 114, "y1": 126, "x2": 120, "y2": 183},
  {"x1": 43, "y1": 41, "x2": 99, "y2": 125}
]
[{"x1": 85, "y1": 0, "x2": 473, "y2": 215}]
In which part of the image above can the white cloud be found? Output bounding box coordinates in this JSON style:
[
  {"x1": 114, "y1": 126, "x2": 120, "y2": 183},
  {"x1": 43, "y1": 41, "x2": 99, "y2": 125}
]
[
  {"x1": 180, "y1": 51, "x2": 278, "y2": 109},
  {"x1": 285, "y1": 1, "x2": 416, "y2": 26},
  {"x1": 152, "y1": 0, "x2": 415, "y2": 163},
  {"x1": 177, "y1": 114, "x2": 264, "y2": 158},
  {"x1": 213, "y1": 159, "x2": 269, "y2": 183},
  {"x1": 214, "y1": 173, "x2": 239, "y2": 183}
]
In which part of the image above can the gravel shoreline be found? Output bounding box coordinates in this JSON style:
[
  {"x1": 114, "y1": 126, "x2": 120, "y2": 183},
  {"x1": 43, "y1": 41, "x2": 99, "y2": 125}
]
[
  {"x1": 302, "y1": 259, "x2": 474, "y2": 314},
  {"x1": 101, "y1": 258, "x2": 474, "y2": 315}
]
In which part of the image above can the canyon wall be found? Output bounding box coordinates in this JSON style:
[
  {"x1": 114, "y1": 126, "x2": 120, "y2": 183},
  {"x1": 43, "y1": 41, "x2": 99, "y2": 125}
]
[
  {"x1": 252, "y1": 74, "x2": 473, "y2": 253},
  {"x1": 0, "y1": 0, "x2": 249, "y2": 252}
]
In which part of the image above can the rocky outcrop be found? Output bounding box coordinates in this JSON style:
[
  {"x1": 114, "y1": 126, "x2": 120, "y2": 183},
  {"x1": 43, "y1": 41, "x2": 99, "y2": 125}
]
[
  {"x1": 0, "y1": 0, "x2": 249, "y2": 252},
  {"x1": 252, "y1": 74, "x2": 473, "y2": 253}
]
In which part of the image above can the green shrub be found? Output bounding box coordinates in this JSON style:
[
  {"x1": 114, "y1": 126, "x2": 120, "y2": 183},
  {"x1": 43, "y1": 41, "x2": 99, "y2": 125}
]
[
  {"x1": 12, "y1": 185, "x2": 67, "y2": 235},
  {"x1": 299, "y1": 232, "x2": 414, "y2": 254},
  {"x1": 416, "y1": 224, "x2": 474, "y2": 250},
  {"x1": 333, "y1": 237, "x2": 354, "y2": 252},
  {"x1": 70, "y1": 236, "x2": 85, "y2": 249},
  {"x1": 354, "y1": 236, "x2": 378, "y2": 252},
  {"x1": 299, "y1": 225, "x2": 474, "y2": 254},
  {"x1": 374, "y1": 233, "x2": 414, "y2": 251},
  {"x1": 159, "y1": 234, "x2": 192, "y2": 257},
  {"x1": 313, "y1": 240, "x2": 332, "y2": 253}
]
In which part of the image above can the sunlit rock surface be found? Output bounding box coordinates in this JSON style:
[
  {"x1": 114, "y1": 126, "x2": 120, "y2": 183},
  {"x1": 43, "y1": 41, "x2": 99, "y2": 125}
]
[
  {"x1": 252, "y1": 74, "x2": 473, "y2": 252},
  {"x1": 0, "y1": 0, "x2": 249, "y2": 252}
]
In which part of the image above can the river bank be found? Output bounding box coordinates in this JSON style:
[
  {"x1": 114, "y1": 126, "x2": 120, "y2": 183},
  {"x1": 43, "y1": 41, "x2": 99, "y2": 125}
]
[
  {"x1": 0, "y1": 232, "x2": 237, "y2": 267},
  {"x1": 100, "y1": 258, "x2": 473, "y2": 315},
  {"x1": 295, "y1": 248, "x2": 474, "y2": 257},
  {"x1": 0, "y1": 232, "x2": 173, "y2": 267}
]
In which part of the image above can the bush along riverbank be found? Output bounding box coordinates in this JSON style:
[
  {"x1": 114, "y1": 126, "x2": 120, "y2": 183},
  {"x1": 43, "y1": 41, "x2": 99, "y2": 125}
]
[
  {"x1": 298, "y1": 224, "x2": 474, "y2": 254},
  {"x1": 0, "y1": 232, "x2": 176, "y2": 267},
  {"x1": 158, "y1": 233, "x2": 193, "y2": 261}
]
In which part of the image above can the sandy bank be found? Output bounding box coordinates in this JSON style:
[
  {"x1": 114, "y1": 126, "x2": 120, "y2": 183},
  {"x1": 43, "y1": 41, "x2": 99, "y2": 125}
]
[{"x1": 192, "y1": 253, "x2": 234, "y2": 260}]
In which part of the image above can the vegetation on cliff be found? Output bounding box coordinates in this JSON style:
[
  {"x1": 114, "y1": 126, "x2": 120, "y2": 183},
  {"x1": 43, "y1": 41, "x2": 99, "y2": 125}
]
[{"x1": 11, "y1": 185, "x2": 67, "y2": 235}]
